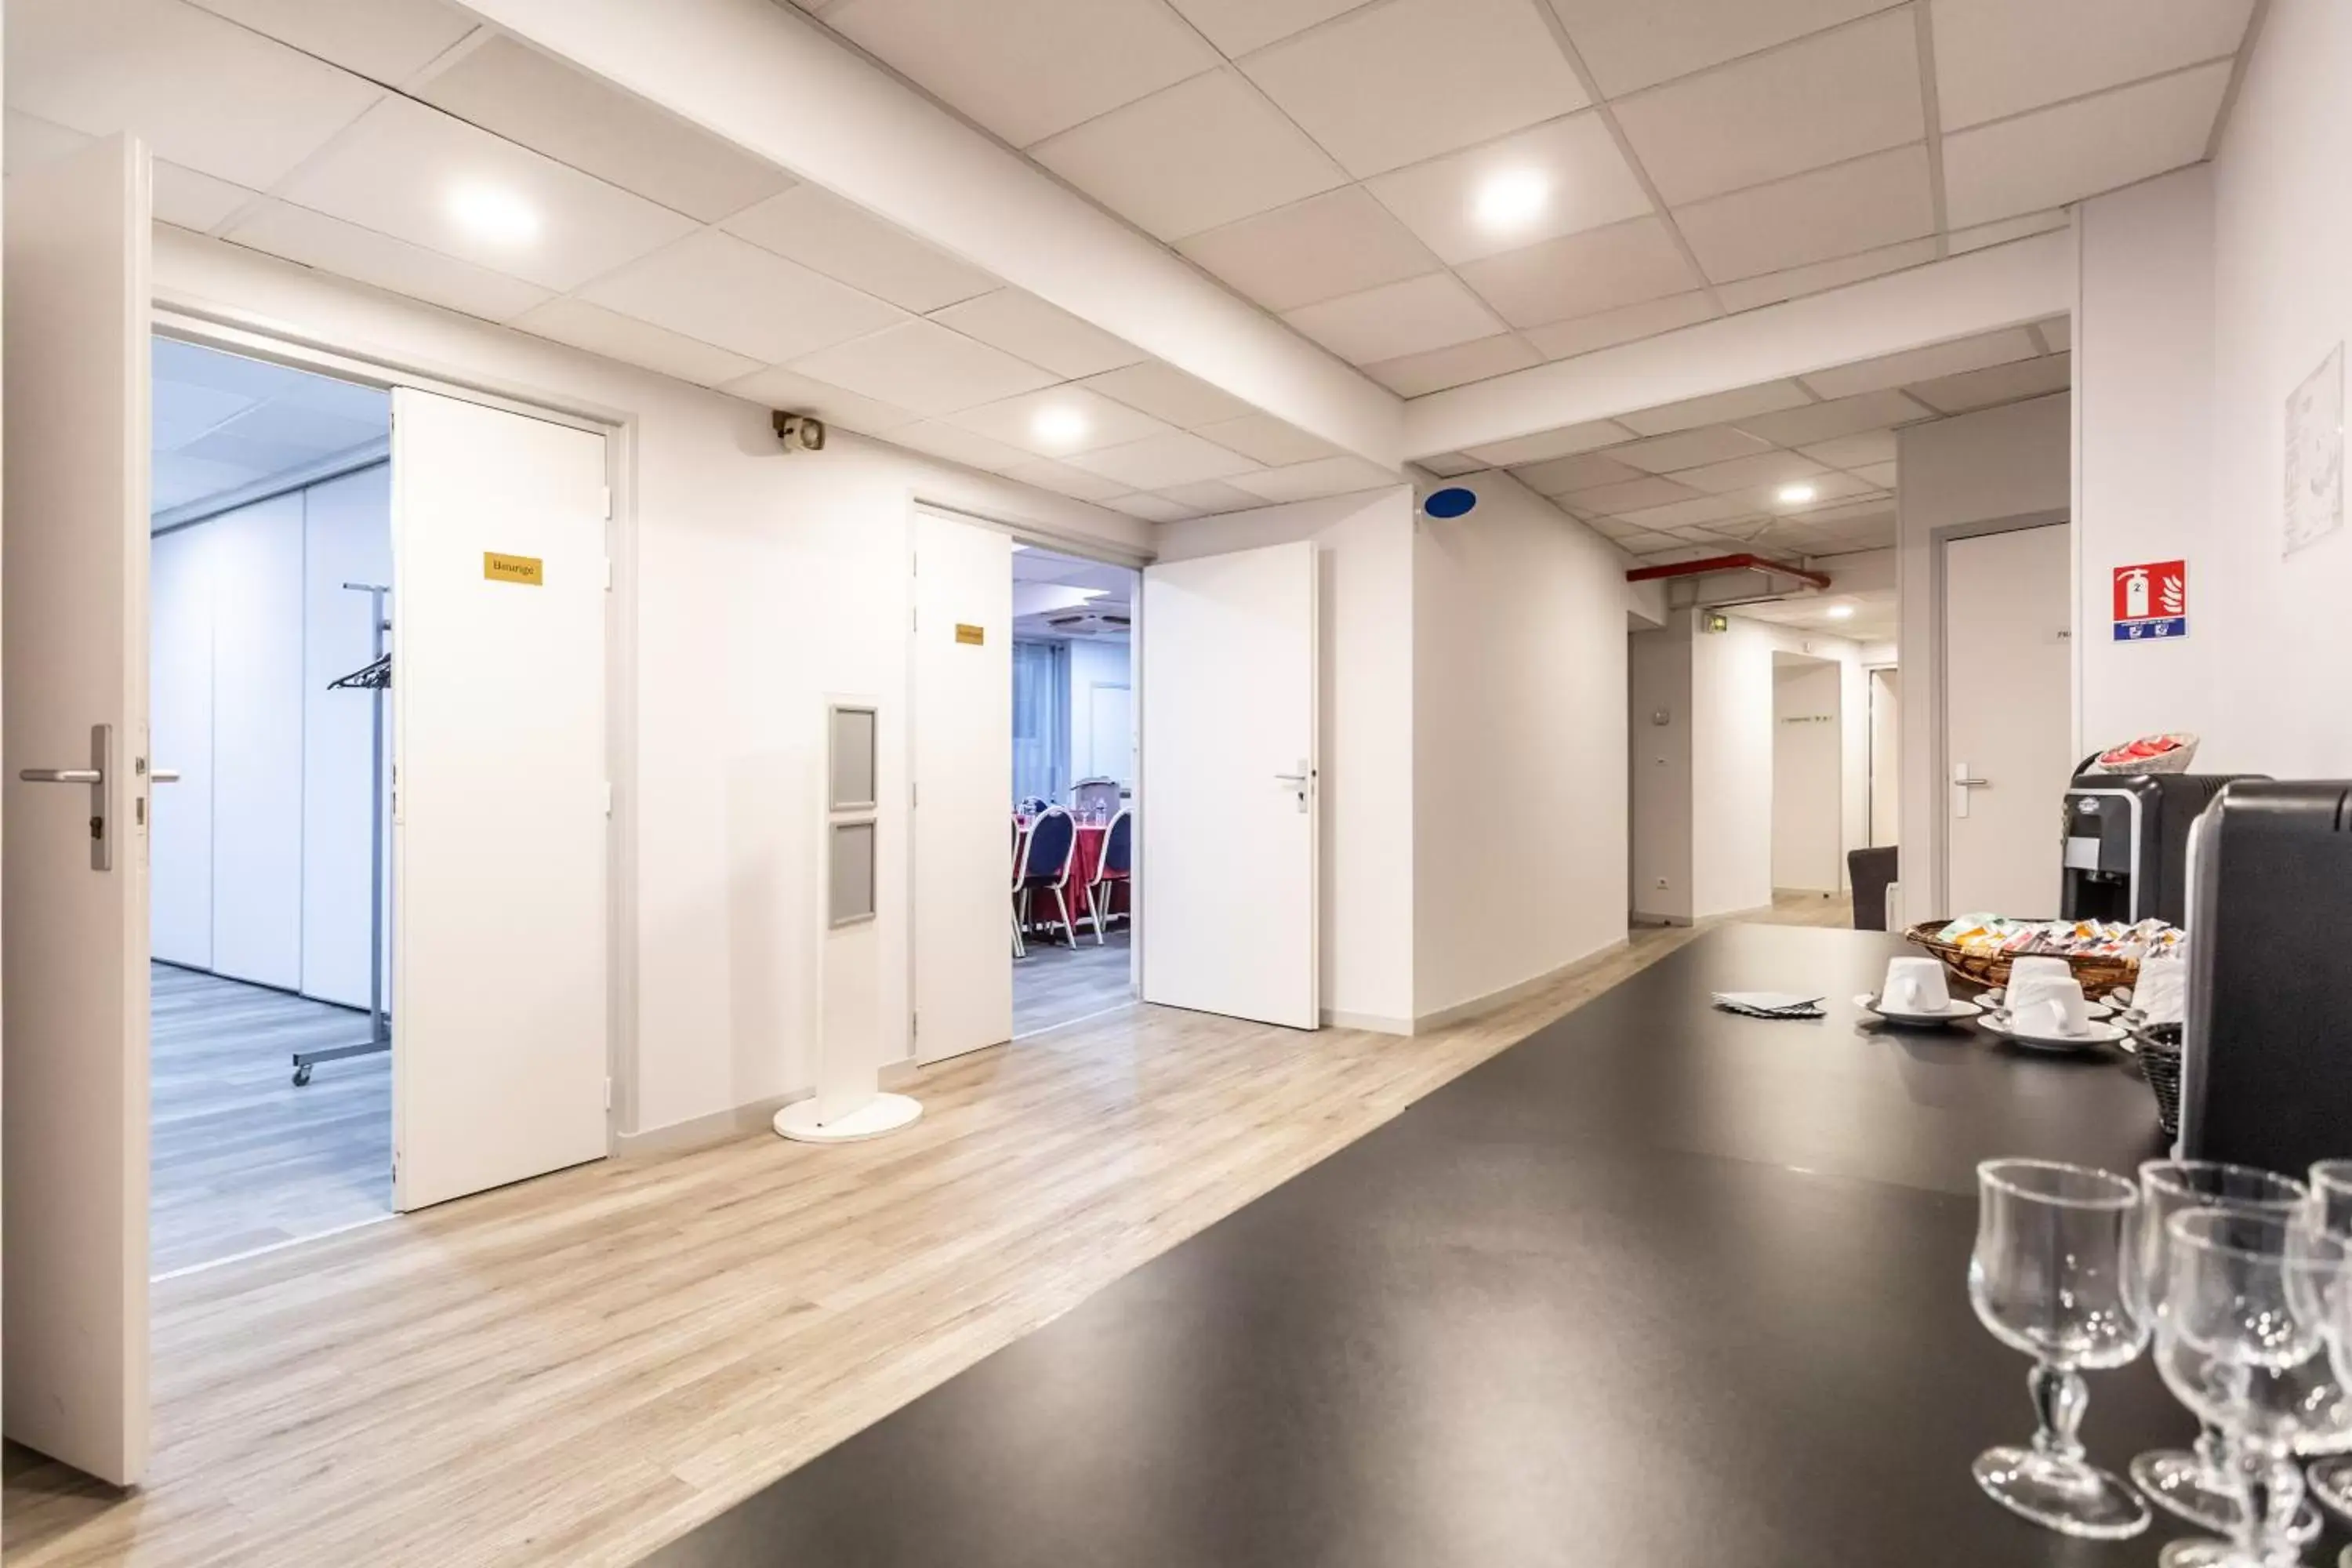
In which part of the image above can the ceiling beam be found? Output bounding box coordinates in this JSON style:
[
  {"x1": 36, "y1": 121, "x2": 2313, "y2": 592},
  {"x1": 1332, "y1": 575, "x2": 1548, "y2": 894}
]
[
  {"x1": 448, "y1": 0, "x2": 1402, "y2": 467},
  {"x1": 1403, "y1": 229, "x2": 2076, "y2": 459}
]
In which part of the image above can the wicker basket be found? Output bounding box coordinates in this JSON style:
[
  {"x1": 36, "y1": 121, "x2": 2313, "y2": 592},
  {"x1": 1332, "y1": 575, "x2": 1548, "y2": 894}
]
[
  {"x1": 1902, "y1": 920, "x2": 2142, "y2": 997},
  {"x1": 2138, "y1": 1025, "x2": 2184, "y2": 1141}
]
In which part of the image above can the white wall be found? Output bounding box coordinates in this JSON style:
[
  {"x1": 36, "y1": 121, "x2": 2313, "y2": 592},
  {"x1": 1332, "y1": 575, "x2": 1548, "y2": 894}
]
[
  {"x1": 1413, "y1": 471, "x2": 1629, "y2": 1020},
  {"x1": 1869, "y1": 668, "x2": 1900, "y2": 848},
  {"x1": 1064, "y1": 637, "x2": 1133, "y2": 787},
  {"x1": 2072, "y1": 1, "x2": 2352, "y2": 779},
  {"x1": 150, "y1": 525, "x2": 216, "y2": 969},
  {"x1": 1771, "y1": 659, "x2": 1844, "y2": 893},
  {"x1": 1153, "y1": 489, "x2": 1417, "y2": 1031},
  {"x1": 153, "y1": 228, "x2": 1149, "y2": 1141},
  {"x1": 1628, "y1": 614, "x2": 1693, "y2": 923},
  {"x1": 1895, "y1": 392, "x2": 2071, "y2": 920}
]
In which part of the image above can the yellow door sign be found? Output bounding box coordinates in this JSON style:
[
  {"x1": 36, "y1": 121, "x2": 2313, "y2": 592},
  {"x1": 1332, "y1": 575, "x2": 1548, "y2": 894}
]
[
  {"x1": 484, "y1": 551, "x2": 544, "y2": 586},
  {"x1": 955, "y1": 622, "x2": 985, "y2": 645}
]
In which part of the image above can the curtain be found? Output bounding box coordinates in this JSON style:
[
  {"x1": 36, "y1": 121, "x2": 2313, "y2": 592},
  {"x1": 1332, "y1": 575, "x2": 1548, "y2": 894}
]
[{"x1": 1011, "y1": 639, "x2": 1070, "y2": 807}]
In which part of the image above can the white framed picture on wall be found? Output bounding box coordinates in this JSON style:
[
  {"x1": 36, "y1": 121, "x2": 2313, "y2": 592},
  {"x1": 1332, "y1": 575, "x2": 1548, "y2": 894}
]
[{"x1": 2285, "y1": 342, "x2": 2343, "y2": 556}]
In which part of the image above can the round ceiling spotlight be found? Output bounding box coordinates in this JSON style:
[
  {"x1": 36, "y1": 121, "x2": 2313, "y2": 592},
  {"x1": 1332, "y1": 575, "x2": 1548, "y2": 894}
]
[{"x1": 1473, "y1": 169, "x2": 1552, "y2": 233}]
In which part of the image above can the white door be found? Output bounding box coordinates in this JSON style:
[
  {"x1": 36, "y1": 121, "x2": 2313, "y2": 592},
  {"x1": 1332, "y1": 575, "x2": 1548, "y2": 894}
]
[
  {"x1": 910, "y1": 510, "x2": 1012, "y2": 1064},
  {"x1": 1087, "y1": 684, "x2": 1133, "y2": 782},
  {"x1": 1944, "y1": 524, "x2": 2073, "y2": 915},
  {"x1": 391, "y1": 390, "x2": 608, "y2": 1210},
  {"x1": 1140, "y1": 542, "x2": 1318, "y2": 1029},
  {"x1": 2, "y1": 136, "x2": 154, "y2": 1486},
  {"x1": 1868, "y1": 667, "x2": 1899, "y2": 848}
]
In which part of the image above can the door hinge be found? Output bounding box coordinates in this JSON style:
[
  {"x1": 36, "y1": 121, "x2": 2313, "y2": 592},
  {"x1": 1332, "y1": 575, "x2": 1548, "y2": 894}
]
[
  {"x1": 910, "y1": 780, "x2": 919, "y2": 808},
  {"x1": 910, "y1": 1012, "x2": 919, "y2": 1041},
  {"x1": 603, "y1": 780, "x2": 614, "y2": 816},
  {"x1": 601, "y1": 485, "x2": 613, "y2": 521},
  {"x1": 604, "y1": 1076, "x2": 614, "y2": 1112},
  {"x1": 604, "y1": 557, "x2": 614, "y2": 591}
]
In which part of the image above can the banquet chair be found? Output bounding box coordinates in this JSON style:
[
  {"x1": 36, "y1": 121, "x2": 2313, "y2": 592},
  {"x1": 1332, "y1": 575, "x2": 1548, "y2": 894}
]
[
  {"x1": 1085, "y1": 808, "x2": 1132, "y2": 945},
  {"x1": 1010, "y1": 815, "x2": 1028, "y2": 959},
  {"x1": 1015, "y1": 807, "x2": 1081, "y2": 949}
]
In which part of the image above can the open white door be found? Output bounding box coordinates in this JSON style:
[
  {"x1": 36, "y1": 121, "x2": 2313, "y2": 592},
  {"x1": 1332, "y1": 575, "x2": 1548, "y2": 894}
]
[
  {"x1": 1140, "y1": 542, "x2": 1318, "y2": 1029},
  {"x1": 910, "y1": 509, "x2": 1012, "y2": 1064},
  {"x1": 2, "y1": 136, "x2": 154, "y2": 1486},
  {"x1": 392, "y1": 389, "x2": 608, "y2": 1210}
]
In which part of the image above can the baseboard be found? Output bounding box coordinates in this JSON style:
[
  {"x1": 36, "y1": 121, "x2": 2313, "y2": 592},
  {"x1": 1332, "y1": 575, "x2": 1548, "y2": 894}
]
[
  {"x1": 614, "y1": 1090, "x2": 806, "y2": 1160},
  {"x1": 878, "y1": 1058, "x2": 924, "y2": 1091},
  {"x1": 1629, "y1": 911, "x2": 1693, "y2": 928},
  {"x1": 1320, "y1": 1008, "x2": 1414, "y2": 1036},
  {"x1": 1411, "y1": 939, "x2": 1632, "y2": 1033}
]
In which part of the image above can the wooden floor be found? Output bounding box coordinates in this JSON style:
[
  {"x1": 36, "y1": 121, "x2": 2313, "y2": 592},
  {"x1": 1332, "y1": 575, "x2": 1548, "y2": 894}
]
[
  {"x1": 151, "y1": 966, "x2": 393, "y2": 1276},
  {"x1": 8, "y1": 895, "x2": 1850, "y2": 1568},
  {"x1": 1013, "y1": 927, "x2": 1132, "y2": 1037}
]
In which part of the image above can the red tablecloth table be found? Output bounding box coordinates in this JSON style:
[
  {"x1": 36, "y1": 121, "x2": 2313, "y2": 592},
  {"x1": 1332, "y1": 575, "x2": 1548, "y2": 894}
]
[{"x1": 1013, "y1": 818, "x2": 1127, "y2": 935}]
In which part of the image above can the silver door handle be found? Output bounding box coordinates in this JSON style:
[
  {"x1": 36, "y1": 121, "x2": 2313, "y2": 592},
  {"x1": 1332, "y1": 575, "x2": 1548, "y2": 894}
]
[
  {"x1": 19, "y1": 768, "x2": 100, "y2": 784},
  {"x1": 1273, "y1": 773, "x2": 1308, "y2": 784},
  {"x1": 1955, "y1": 776, "x2": 1990, "y2": 788},
  {"x1": 21, "y1": 724, "x2": 114, "y2": 870},
  {"x1": 151, "y1": 769, "x2": 180, "y2": 783}
]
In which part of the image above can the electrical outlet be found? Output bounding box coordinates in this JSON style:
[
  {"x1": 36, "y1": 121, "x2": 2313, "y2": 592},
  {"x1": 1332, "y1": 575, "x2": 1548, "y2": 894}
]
[{"x1": 1655, "y1": 877, "x2": 1670, "y2": 889}]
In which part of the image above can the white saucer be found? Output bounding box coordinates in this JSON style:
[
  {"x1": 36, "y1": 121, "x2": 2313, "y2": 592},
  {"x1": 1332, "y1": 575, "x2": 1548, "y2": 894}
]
[
  {"x1": 1984, "y1": 991, "x2": 2117, "y2": 1021},
  {"x1": 1978, "y1": 1016, "x2": 2132, "y2": 1052},
  {"x1": 1855, "y1": 994, "x2": 1985, "y2": 1026}
]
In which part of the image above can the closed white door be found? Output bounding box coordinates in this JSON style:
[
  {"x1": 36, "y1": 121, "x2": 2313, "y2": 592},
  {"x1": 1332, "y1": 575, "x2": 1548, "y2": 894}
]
[
  {"x1": 910, "y1": 510, "x2": 1012, "y2": 1064},
  {"x1": 1944, "y1": 524, "x2": 2073, "y2": 915},
  {"x1": 2, "y1": 135, "x2": 154, "y2": 1486},
  {"x1": 1141, "y1": 542, "x2": 1319, "y2": 1029},
  {"x1": 1868, "y1": 668, "x2": 1899, "y2": 847},
  {"x1": 392, "y1": 390, "x2": 608, "y2": 1211}
]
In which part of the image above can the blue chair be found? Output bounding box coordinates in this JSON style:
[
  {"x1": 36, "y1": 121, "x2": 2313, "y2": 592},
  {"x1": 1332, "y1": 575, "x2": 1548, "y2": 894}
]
[
  {"x1": 1085, "y1": 809, "x2": 1132, "y2": 945},
  {"x1": 1014, "y1": 807, "x2": 1080, "y2": 949}
]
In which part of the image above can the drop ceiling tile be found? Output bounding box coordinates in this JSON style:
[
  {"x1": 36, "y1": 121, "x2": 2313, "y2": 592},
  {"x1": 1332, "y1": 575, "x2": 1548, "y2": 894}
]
[
  {"x1": 1240, "y1": 0, "x2": 1591, "y2": 178},
  {"x1": 1546, "y1": 0, "x2": 1894, "y2": 97},
  {"x1": 1798, "y1": 329, "x2": 2039, "y2": 400},
  {"x1": 9, "y1": 0, "x2": 383, "y2": 189},
  {"x1": 1611, "y1": 10, "x2": 1924, "y2": 206},
  {"x1": 1565, "y1": 475, "x2": 1702, "y2": 514},
  {"x1": 720, "y1": 365, "x2": 924, "y2": 435},
  {"x1": 825, "y1": 0, "x2": 1218, "y2": 148},
  {"x1": 1457, "y1": 217, "x2": 1699, "y2": 330},
  {"x1": 1176, "y1": 187, "x2": 1440, "y2": 313},
  {"x1": 1002, "y1": 457, "x2": 1135, "y2": 503},
  {"x1": 1079, "y1": 361, "x2": 1258, "y2": 428},
  {"x1": 1931, "y1": 0, "x2": 2255, "y2": 130},
  {"x1": 1850, "y1": 460, "x2": 1900, "y2": 488},
  {"x1": 582, "y1": 230, "x2": 906, "y2": 365},
  {"x1": 1584, "y1": 516, "x2": 1645, "y2": 540},
  {"x1": 1795, "y1": 430, "x2": 1899, "y2": 469},
  {"x1": 1675, "y1": 144, "x2": 1934, "y2": 282},
  {"x1": 1224, "y1": 456, "x2": 1400, "y2": 503},
  {"x1": 1733, "y1": 387, "x2": 1935, "y2": 445},
  {"x1": 1192, "y1": 413, "x2": 1343, "y2": 467},
  {"x1": 153, "y1": 378, "x2": 258, "y2": 452},
  {"x1": 1670, "y1": 450, "x2": 1829, "y2": 495},
  {"x1": 1714, "y1": 236, "x2": 1938, "y2": 313},
  {"x1": 1283, "y1": 273, "x2": 1504, "y2": 365},
  {"x1": 785, "y1": 319, "x2": 1058, "y2": 416},
  {"x1": 1159, "y1": 478, "x2": 1275, "y2": 513},
  {"x1": 885, "y1": 419, "x2": 1033, "y2": 474},
  {"x1": 2035, "y1": 316, "x2": 2073, "y2": 353},
  {"x1": 1363, "y1": 111, "x2": 1651, "y2": 265},
  {"x1": 1104, "y1": 492, "x2": 1199, "y2": 523},
  {"x1": 1513, "y1": 451, "x2": 1650, "y2": 495},
  {"x1": 1904, "y1": 351, "x2": 2072, "y2": 413},
  {"x1": 1610, "y1": 426, "x2": 1774, "y2": 474},
  {"x1": 1417, "y1": 452, "x2": 1486, "y2": 477},
  {"x1": 1462, "y1": 419, "x2": 1635, "y2": 467},
  {"x1": 722, "y1": 185, "x2": 997, "y2": 313},
  {"x1": 180, "y1": 402, "x2": 385, "y2": 473},
  {"x1": 1360, "y1": 334, "x2": 1541, "y2": 397},
  {"x1": 1615, "y1": 529, "x2": 1686, "y2": 555},
  {"x1": 155, "y1": 451, "x2": 270, "y2": 512},
  {"x1": 1166, "y1": 0, "x2": 1375, "y2": 56},
  {"x1": 276, "y1": 96, "x2": 697, "y2": 291},
  {"x1": 1619, "y1": 380, "x2": 1813, "y2": 436},
  {"x1": 190, "y1": 0, "x2": 477, "y2": 82},
  {"x1": 154, "y1": 162, "x2": 260, "y2": 232},
  {"x1": 928, "y1": 291, "x2": 1147, "y2": 380},
  {"x1": 1942, "y1": 62, "x2": 2231, "y2": 227},
  {"x1": 943, "y1": 386, "x2": 1177, "y2": 458},
  {"x1": 1613, "y1": 492, "x2": 1769, "y2": 532},
  {"x1": 1031, "y1": 68, "x2": 1347, "y2": 241},
  {"x1": 1525, "y1": 292, "x2": 1720, "y2": 359},
  {"x1": 1947, "y1": 210, "x2": 2070, "y2": 256},
  {"x1": 1759, "y1": 471, "x2": 1875, "y2": 509},
  {"x1": 223, "y1": 201, "x2": 551, "y2": 322},
  {"x1": 512, "y1": 297, "x2": 764, "y2": 387},
  {"x1": 1070, "y1": 431, "x2": 1262, "y2": 489}
]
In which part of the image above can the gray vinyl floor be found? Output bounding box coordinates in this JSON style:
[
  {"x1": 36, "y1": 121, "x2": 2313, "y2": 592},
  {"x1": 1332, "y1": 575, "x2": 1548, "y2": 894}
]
[
  {"x1": 151, "y1": 963, "x2": 392, "y2": 1276},
  {"x1": 1012, "y1": 927, "x2": 1134, "y2": 1039}
]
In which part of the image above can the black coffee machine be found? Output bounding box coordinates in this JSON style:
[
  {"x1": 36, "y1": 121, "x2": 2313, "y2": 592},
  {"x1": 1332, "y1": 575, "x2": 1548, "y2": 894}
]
[
  {"x1": 2060, "y1": 764, "x2": 2264, "y2": 928},
  {"x1": 2180, "y1": 780, "x2": 2352, "y2": 1171}
]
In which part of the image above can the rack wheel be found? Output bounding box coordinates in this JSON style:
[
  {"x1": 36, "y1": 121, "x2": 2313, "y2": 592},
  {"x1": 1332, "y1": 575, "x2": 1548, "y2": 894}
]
[{"x1": 292, "y1": 1064, "x2": 314, "y2": 1087}]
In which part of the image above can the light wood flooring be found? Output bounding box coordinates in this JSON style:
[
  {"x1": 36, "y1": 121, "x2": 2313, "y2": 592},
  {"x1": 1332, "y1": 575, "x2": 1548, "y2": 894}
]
[
  {"x1": 1013, "y1": 926, "x2": 1133, "y2": 1037},
  {"x1": 151, "y1": 965, "x2": 392, "y2": 1277},
  {"x1": 9, "y1": 894, "x2": 1851, "y2": 1568}
]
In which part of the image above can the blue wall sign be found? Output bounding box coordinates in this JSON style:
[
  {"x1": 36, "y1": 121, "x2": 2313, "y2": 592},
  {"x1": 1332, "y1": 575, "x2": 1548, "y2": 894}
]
[{"x1": 1423, "y1": 487, "x2": 1477, "y2": 519}]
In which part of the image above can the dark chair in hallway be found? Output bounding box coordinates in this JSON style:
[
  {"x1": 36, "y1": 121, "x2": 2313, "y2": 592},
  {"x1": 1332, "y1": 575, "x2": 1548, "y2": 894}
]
[{"x1": 1849, "y1": 846, "x2": 1898, "y2": 931}]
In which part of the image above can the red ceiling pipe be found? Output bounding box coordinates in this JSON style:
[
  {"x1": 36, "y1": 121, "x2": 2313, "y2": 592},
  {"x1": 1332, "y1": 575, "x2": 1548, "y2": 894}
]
[{"x1": 1624, "y1": 552, "x2": 1832, "y2": 590}]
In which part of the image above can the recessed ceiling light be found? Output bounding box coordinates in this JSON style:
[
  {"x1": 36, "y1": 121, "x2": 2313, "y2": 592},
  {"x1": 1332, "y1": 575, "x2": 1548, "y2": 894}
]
[
  {"x1": 1031, "y1": 406, "x2": 1091, "y2": 447},
  {"x1": 1826, "y1": 604, "x2": 1855, "y2": 620},
  {"x1": 1777, "y1": 483, "x2": 1818, "y2": 505},
  {"x1": 447, "y1": 183, "x2": 540, "y2": 247},
  {"x1": 1473, "y1": 169, "x2": 1551, "y2": 233}
]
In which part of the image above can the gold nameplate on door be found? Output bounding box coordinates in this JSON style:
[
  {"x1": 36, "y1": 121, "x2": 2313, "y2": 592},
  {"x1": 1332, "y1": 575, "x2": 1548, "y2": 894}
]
[
  {"x1": 484, "y1": 551, "x2": 544, "y2": 586},
  {"x1": 955, "y1": 622, "x2": 985, "y2": 645}
]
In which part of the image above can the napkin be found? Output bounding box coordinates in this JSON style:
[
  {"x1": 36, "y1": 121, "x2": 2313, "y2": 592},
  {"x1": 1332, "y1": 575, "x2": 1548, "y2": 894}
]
[{"x1": 1713, "y1": 992, "x2": 1827, "y2": 1019}]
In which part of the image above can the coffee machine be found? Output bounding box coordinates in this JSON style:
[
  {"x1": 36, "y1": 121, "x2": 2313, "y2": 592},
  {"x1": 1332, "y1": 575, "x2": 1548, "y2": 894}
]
[
  {"x1": 2060, "y1": 766, "x2": 2263, "y2": 928},
  {"x1": 2180, "y1": 780, "x2": 2352, "y2": 1171}
]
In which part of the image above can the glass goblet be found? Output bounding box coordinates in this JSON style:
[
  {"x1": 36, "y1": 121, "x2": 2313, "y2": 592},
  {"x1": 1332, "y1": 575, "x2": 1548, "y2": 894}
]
[
  {"x1": 1969, "y1": 1158, "x2": 2152, "y2": 1537},
  {"x1": 2154, "y1": 1208, "x2": 2349, "y2": 1568},
  {"x1": 2131, "y1": 1161, "x2": 2319, "y2": 1538},
  {"x1": 2303, "y1": 1160, "x2": 2352, "y2": 1525}
]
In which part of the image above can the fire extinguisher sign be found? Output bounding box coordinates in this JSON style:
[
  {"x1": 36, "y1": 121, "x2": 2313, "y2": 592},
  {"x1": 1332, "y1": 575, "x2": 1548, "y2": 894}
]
[{"x1": 2112, "y1": 560, "x2": 2187, "y2": 641}]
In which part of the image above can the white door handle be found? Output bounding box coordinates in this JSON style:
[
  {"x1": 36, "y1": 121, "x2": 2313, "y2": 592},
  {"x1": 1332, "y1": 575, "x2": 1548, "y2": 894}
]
[{"x1": 1951, "y1": 762, "x2": 1989, "y2": 819}]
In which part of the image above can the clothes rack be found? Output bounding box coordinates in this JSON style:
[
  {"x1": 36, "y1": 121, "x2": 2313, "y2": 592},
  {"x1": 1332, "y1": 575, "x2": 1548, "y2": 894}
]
[{"x1": 296, "y1": 582, "x2": 391, "y2": 1086}]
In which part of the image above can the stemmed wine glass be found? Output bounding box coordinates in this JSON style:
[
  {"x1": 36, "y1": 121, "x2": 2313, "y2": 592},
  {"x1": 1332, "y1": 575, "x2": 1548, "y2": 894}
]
[
  {"x1": 2302, "y1": 1160, "x2": 2352, "y2": 1525},
  {"x1": 2152, "y1": 1207, "x2": 2349, "y2": 1568},
  {"x1": 2130, "y1": 1162, "x2": 2321, "y2": 1540},
  {"x1": 1969, "y1": 1158, "x2": 2153, "y2": 1537}
]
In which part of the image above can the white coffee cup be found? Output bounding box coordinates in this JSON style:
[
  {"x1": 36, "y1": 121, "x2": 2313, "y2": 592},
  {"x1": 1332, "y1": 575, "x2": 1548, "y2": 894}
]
[
  {"x1": 1882, "y1": 956, "x2": 1951, "y2": 1014},
  {"x1": 2136, "y1": 955, "x2": 2187, "y2": 1025},
  {"x1": 2009, "y1": 971, "x2": 2090, "y2": 1036},
  {"x1": 2007, "y1": 956, "x2": 2073, "y2": 993}
]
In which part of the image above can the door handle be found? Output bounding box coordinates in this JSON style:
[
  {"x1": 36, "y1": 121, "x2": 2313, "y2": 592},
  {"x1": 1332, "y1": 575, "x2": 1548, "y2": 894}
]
[
  {"x1": 1954, "y1": 776, "x2": 1990, "y2": 788},
  {"x1": 150, "y1": 769, "x2": 180, "y2": 783},
  {"x1": 1272, "y1": 772, "x2": 1308, "y2": 784},
  {"x1": 18, "y1": 768, "x2": 101, "y2": 784},
  {"x1": 1275, "y1": 762, "x2": 1313, "y2": 815},
  {"x1": 18, "y1": 724, "x2": 114, "y2": 870}
]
